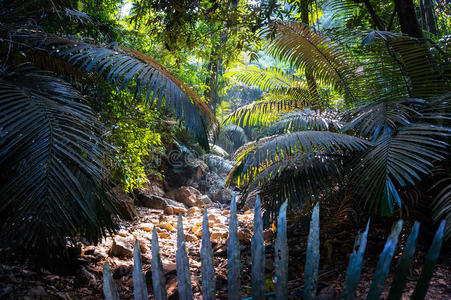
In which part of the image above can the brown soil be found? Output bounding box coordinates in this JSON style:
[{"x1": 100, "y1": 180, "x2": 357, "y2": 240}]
[{"x1": 0, "y1": 204, "x2": 449, "y2": 299}]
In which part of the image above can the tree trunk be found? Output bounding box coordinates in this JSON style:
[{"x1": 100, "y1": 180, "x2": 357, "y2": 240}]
[
  {"x1": 392, "y1": 0, "x2": 444, "y2": 98},
  {"x1": 300, "y1": 1, "x2": 319, "y2": 102},
  {"x1": 394, "y1": 0, "x2": 423, "y2": 38},
  {"x1": 205, "y1": 28, "x2": 228, "y2": 114},
  {"x1": 420, "y1": 0, "x2": 437, "y2": 35}
]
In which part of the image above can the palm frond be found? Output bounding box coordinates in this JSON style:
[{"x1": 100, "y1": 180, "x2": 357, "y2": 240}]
[
  {"x1": 227, "y1": 131, "x2": 368, "y2": 187},
  {"x1": 342, "y1": 98, "x2": 427, "y2": 140},
  {"x1": 355, "y1": 31, "x2": 450, "y2": 101},
  {"x1": 262, "y1": 22, "x2": 357, "y2": 99},
  {"x1": 224, "y1": 98, "x2": 310, "y2": 127},
  {"x1": 247, "y1": 131, "x2": 368, "y2": 168},
  {"x1": 245, "y1": 152, "x2": 343, "y2": 207},
  {"x1": 267, "y1": 108, "x2": 341, "y2": 134},
  {"x1": 351, "y1": 124, "x2": 451, "y2": 215},
  {"x1": 15, "y1": 30, "x2": 218, "y2": 149},
  {"x1": 429, "y1": 161, "x2": 451, "y2": 240},
  {"x1": 225, "y1": 65, "x2": 315, "y2": 100},
  {"x1": 0, "y1": 64, "x2": 118, "y2": 259}
]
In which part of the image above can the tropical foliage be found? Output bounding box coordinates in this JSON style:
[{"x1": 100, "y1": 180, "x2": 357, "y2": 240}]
[
  {"x1": 0, "y1": 0, "x2": 217, "y2": 262},
  {"x1": 225, "y1": 14, "x2": 451, "y2": 231}
]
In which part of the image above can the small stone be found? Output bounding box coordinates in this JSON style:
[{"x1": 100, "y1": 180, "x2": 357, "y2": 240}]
[
  {"x1": 158, "y1": 232, "x2": 171, "y2": 239},
  {"x1": 238, "y1": 228, "x2": 252, "y2": 244},
  {"x1": 164, "y1": 206, "x2": 174, "y2": 215},
  {"x1": 188, "y1": 207, "x2": 202, "y2": 215},
  {"x1": 166, "y1": 276, "x2": 178, "y2": 298},
  {"x1": 174, "y1": 186, "x2": 203, "y2": 207},
  {"x1": 214, "y1": 244, "x2": 227, "y2": 257},
  {"x1": 165, "y1": 223, "x2": 175, "y2": 232},
  {"x1": 117, "y1": 230, "x2": 129, "y2": 237},
  {"x1": 263, "y1": 229, "x2": 273, "y2": 241},
  {"x1": 184, "y1": 234, "x2": 198, "y2": 242},
  {"x1": 208, "y1": 214, "x2": 220, "y2": 223},
  {"x1": 193, "y1": 228, "x2": 202, "y2": 238},
  {"x1": 139, "y1": 241, "x2": 147, "y2": 253},
  {"x1": 139, "y1": 223, "x2": 154, "y2": 232},
  {"x1": 163, "y1": 263, "x2": 177, "y2": 275},
  {"x1": 211, "y1": 231, "x2": 228, "y2": 240},
  {"x1": 191, "y1": 225, "x2": 201, "y2": 233},
  {"x1": 110, "y1": 237, "x2": 133, "y2": 258}
]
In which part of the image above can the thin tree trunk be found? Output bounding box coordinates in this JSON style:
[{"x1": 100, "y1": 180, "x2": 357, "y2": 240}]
[
  {"x1": 300, "y1": 1, "x2": 319, "y2": 102},
  {"x1": 420, "y1": 0, "x2": 437, "y2": 35},
  {"x1": 205, "y1": 27, "x2": 228, "y2": 114},
  {"x1": 394, "y1": 0, "x2": 423, "y2": 38},
  {"x1": 393, "y1": 0, "x2": 443, "y2": 97}
]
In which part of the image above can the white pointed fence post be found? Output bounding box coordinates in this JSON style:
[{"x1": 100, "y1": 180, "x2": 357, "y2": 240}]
[
  {"x1": 275, "y1": 200, "x2": 288, "y2": 300},
  {"x1": 133, "y1": 239, "x2": 148, "y2": 300},
  {"x1": 227, "y1": 194, "x2": 241, "y2": 300},
  {"x1": 201, "y1": 208, "x2": 216, "y2": 300},
  {"x1": 176, "y1": 214, "x2": 194, "y2": 300},
  {"x1": 152, "y1": 228, "x2": 168, "y2": 300},
  {"x1": 251, "y1": 195, "x2": 265, "y2": 299}
]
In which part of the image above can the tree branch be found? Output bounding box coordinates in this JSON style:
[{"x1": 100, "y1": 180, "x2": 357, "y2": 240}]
[{"x1": 352, "y1": 0, "x2": 385, "y2": 30}]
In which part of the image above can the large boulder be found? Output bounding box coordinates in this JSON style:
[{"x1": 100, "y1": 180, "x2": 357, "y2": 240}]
[
  {"x1": 137, "y1": 192, "x2": 186, "y2": 211},
  {"x1": 109, "y1": 237, "x2": 133, "y2": 258},
  {"x1": 204, "y1": 154, "x2": 233, "y2": 176},
  {"x1": 198, "y1": 171, "x2": 234, "y2": 205},
  {"x1": 174, "y1": 186, "x2": 204, "y2": 207},
  {"x1": 112, "y1": 186, "x2": 138, "y2": 221},
  {"x1": 164, "y1": 206, "x2": 188, "y2": 215},
  {"x1": 141, "y1": 176, "x2": 166, "y2": 197}
]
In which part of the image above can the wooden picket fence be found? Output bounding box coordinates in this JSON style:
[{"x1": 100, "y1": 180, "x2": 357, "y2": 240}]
[{"x1": 103, "y1": 195, "x2": 446, "y2": 300}]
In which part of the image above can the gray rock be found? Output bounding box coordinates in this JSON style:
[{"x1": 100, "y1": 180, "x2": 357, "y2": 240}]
[
  {"x1": 141, "y1": 177, "x2": 165, "y2": 197},
  {"x1": 109, "y1": 237, "x2": 133, "y2": 258},
  {"x1": 174, "y1": 186, "x2": 203, "y2": 207},
  {"x1": 200, "y1": 194, "x2": 213, "y2": 206},
  {"x1": 137, "y1": 192, "x2": 186, "y2": 210},
  {"x1": 112, "y1": 186, "x2": 138, "y2": 221}
]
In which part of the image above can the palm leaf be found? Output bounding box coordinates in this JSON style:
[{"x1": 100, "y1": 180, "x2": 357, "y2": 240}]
[
  {"x1": 351, "y1": 124, "x2": 451, "y2": 215},
  {"x1": 342, "y1": 98, "x2": 426, "y2": 140},
  {"x1": 429, "y1": 163, "x2": 451, "y2": 240},
  {"x1": 262, "y1": 22, "x2": 357, "y2": 99},
  {"x1": 225, "y1": 65, "x2": 316, "y2": 101},
  {"x1": 243, "y1": 152, "x2": 344, "y2": 213},
  {"x1": 227, "y1": 131, "x2": 368, "y2": 208},
  {"x1": 224, "y1": 97, "x2": 310, "y2": 127},
  {"x1": 267, "y1": 108, "x2": 341, "y2": 134},
  {"x1": 244, "y1": 131, "x2": 368, "y2": 168},
  {"x1": 16, "y1": 30, "x2": 218, "y2": 148},
  {"x1": 0, "y1": 64, "x2": 118, "y2": 260}
]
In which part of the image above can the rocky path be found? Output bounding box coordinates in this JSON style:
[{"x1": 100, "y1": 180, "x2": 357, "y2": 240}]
[
  {"x1": 0, "y1": 194, "x2": 449, "y2": 299},
  {"x1": 0, "y1": 203, "x2": 260, "y2": 299}
]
